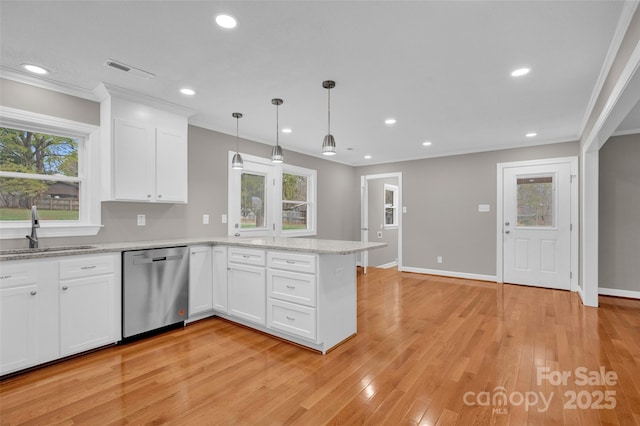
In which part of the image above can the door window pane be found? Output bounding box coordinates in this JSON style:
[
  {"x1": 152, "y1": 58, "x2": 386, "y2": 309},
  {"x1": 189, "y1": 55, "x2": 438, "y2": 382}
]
[
  {"x1": 517, "y1": 176, "x2": 554, "y2": 227},
  {"x1": 241, "y1": 173, "x2": 266, "y2": 229}
]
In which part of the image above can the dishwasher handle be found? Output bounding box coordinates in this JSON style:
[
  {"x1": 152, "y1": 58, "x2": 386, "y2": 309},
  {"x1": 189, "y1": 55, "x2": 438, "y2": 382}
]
[{"x1": 132, "y1": 253, "x2": 184, "y2": 264}]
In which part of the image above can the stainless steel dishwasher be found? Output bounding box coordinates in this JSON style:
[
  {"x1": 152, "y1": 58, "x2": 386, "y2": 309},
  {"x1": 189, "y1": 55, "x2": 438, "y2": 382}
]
[{"x1": 122, "y1": 246, "x2": 189, "y2": 339}]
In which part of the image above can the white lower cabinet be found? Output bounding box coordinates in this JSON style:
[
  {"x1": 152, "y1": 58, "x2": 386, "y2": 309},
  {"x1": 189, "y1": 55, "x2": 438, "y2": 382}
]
[
  {"x1": 0, "y1": 253, "x2": 120, "y2": 375},
  {"x1": 212, "y1": 246, "x2": 228, "y2": 313},
  {"x1": 188, "y1": 246, "x2": 213, "y2": 318},
  {"x1": 228, "y1": 263, "x2": 266, "y2": 325},
  {"x1": 59, "y1": 274, "x2": 115, "y2": 357}
]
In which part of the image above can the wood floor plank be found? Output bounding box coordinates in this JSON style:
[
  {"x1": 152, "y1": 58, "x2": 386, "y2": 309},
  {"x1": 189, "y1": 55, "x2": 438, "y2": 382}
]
[{"x1": 1, "y1": 268, "x2": 639, "y2": 425}]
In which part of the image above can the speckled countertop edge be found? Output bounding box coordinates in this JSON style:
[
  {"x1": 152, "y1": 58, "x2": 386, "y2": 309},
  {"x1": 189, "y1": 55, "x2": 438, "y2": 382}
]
[{"x1": 0, "y1": 237, "x2": 387, "y2": 261}]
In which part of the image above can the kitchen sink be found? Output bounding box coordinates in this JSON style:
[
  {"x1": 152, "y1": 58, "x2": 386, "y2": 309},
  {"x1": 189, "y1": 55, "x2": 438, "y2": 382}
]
[{"x1": 0, "y1": 245, "x2": 96, "y2": 255}]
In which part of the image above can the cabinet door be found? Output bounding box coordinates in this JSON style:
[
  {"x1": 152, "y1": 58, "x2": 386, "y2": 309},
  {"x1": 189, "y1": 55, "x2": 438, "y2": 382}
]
[
  {"x1": 212, "y1": 246, "x2": 228, "y2": 313},
  {"x1": 189, "y1": 246, "x2": 213, "y2": 317},
  {"x1": 59, "y1": 275, "x2": 115, "y2": 357},
  {"x1": 0, "y1": 285, "x2": 38, "y2": 375},
  {"x1": 113, "y1": 118, "x2": 155, "y2": 201},
  {"x1": 228, "y1": 263, "x2": 265, "y2": 325},
  {"x1": 155, "y1": 128, "x2": 188, "y2": 203}
]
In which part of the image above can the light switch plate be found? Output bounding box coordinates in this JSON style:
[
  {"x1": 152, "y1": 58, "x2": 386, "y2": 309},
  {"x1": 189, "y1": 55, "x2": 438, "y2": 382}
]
[
  {"x1": 221, "y1": 214, "x2": 228, "y2": 224},
  {"x1": 203, "y1": 214, "x2": 210, "y2": 225},
  {"x1": 137, "y1": 214, "x2": 146, "y2": 226},
  {"x1": 402, "y1": 206, "x2": 407, "y2": 213}
]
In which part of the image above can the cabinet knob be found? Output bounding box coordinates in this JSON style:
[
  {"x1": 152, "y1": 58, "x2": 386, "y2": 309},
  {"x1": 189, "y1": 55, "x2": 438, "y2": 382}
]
[
  {"x1": 30, "y1": 290, "x2": 37, "y2": 296},
  {"x1": 286, "y1": 316, "x2": 295, "y2": 321},
  {"x1": 158, "y1": 194, "x2": 162, "y2": 198},
  {"x1": 147, "y1": 194, "x2": 152, "y2": 198},
  {"x1": 62, "y1": 285, "x2": 69, "y2": 291}
]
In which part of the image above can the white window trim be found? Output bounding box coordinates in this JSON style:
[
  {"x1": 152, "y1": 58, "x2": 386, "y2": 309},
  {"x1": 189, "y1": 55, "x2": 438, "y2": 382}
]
[
  {"x1": 383, "y1": 183, "x2": 399, "y2": 229},
  {"x1": 0, "y1": 106, "x2": 102, "y2": 239},
  {"x1": 227, "y1": 152, "x2": 317, "y2": 238}
]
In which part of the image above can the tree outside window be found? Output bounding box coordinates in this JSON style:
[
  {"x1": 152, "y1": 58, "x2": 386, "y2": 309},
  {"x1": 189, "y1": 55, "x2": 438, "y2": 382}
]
[{"x1": 384, "y1": 184, "x2": 398, "y2": 228}]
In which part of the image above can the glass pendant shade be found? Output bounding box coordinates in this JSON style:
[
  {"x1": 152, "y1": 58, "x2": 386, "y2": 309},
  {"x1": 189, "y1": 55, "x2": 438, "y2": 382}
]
[
  {"x1": 271, "y1": 144, "x2": 284, "y2": 163},
  {"x1": 231, "y1": 152, "x2": 244, "y2": 169},
  {"x1": 322, "y1": 134, "x2": 336, "y2": 155}
]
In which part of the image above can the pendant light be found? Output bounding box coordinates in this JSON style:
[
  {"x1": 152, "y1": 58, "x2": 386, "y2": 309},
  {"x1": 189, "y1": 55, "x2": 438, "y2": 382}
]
[
  {"x1": 271, "y1": 98, "x2": 284, "y2": 163},
  {"x1": 231, "y1": 112, "x2": 244, "y2": 170},
  {"x1": 321, "y1": 80, "x2": 336, "y2": 156}
]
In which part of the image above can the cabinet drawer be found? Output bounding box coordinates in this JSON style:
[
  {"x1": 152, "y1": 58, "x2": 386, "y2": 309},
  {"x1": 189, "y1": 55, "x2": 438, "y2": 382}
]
[
  {"x1": 267, "y1": 251, "x2": 317, "y2": 274},
  {"x1": 0, "y1": 262, "x2": 37, "y2": 288},
  {"x1": 59, "y1": 255, "x2": 115, "y2": 280},
  {"x1": 228, "y1": 248, "x2": 265, "y2": 266},
  {"x1": 267, "y1": 299, "x2": 316, "y2": 341},
  {"x1": 268, "y1": 269, "x2": 316, "y2": 307}
]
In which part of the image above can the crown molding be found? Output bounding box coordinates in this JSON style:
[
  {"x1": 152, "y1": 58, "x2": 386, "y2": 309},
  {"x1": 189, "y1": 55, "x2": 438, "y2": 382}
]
[
  {"x1": 0, "y1": 66, "x2": 97, "y2": 101},
  {"x1": 93, "y1": 83, "x2": 195, "y2": 117}
]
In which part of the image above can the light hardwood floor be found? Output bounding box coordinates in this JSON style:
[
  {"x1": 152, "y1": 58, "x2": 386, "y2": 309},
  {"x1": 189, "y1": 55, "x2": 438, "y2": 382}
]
[{"x1": 1, "y1": 268, "x2": 639, "y2": 425}]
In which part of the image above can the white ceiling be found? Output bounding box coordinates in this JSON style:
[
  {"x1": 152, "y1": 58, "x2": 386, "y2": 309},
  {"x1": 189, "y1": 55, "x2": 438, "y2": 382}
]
[{"x1": 0, "y1": 1, "x2": 632, "y2": 166}]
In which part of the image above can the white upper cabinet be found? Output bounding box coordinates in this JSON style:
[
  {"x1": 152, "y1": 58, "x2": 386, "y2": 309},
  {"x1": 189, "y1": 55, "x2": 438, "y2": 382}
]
[{"x1": 96, "y1": 84, "x2": 193, "y2": 203}]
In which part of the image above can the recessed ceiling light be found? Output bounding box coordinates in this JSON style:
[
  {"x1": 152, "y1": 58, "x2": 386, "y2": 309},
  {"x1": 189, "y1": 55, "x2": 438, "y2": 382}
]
[
  {"x1": 282, "y1": 128, "x2": 292, "y2": 134},
  {"x1": 384, "y1": 118, "x2": 397, "y2": 125},
  {"x1": 180, "y1": 88, "x2": 195, "y2": 96},
  {"x1": 525, "y1": 132, "x2": 537, "y2": 138},
  {"x1": 511, "y1": 68, "x2": 531, "y2": 77},
  {"x1": 215, "y1": 14, "x2": 237, "y2": 29},
  {"x1": 422, "y1": 141, "x2": 432, "y2": 146},
  {"x1": 22, "y1": 64, "x2": 49, "y2": 75},
  {"x1": 364, "y1": 155, "x2": 372, "y2": 159}
]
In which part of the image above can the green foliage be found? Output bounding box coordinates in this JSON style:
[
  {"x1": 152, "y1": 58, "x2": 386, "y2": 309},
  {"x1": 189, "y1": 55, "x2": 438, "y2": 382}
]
[
  {"x1": 0, "y1": 127, "x2": 78, "y2": 175},
  {"x1": 283, "y1": 173, "x2": 307, "y2": 201}
]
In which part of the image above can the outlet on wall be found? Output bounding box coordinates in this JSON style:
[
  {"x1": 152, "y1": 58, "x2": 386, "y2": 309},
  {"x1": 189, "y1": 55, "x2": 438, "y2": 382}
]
[
  {"x1": 203, "y1": 214, "x2": 210, "y2": 225},
  {"x1": 137, "y1": 214, "x2": 146, "y2": 226},
  {"x1": 437, "y1": 256, "x2": 443, "y2": 264}
]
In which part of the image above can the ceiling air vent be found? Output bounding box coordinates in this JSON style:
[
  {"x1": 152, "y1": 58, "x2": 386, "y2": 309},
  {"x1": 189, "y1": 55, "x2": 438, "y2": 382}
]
[{"x1": 105, "y1": 59, "x2": 155, "y2": 80}]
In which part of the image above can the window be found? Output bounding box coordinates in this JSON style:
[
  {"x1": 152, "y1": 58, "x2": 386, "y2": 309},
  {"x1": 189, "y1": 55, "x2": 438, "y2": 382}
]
[
  {"x1": 228, "y1": 152, "x2": 316, "y2": 237},
  {"x1": 0, "y1": 107, "x2": 101, "y2": 239},
  {"x1": 383, "y1": 184, "x2": 398, "y2": 229},
  {"x1": 280, "y1": 164, "x2": 316, "y2": 236}
]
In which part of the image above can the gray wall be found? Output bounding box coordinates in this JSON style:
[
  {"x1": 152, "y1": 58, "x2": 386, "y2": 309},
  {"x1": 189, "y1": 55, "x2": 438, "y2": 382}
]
[
  {"x1": 599, "y1": 133, "x2": 640, "y2": 292},
  {"x1": 0, "y1": 79, "x2": 358, "y2": 247},
  {"x1": 366, "y1": 177, "x2": 398, "y2": 267},
  {"x1": 356, "y1": 142, "x2": 579, "y2": 277}
]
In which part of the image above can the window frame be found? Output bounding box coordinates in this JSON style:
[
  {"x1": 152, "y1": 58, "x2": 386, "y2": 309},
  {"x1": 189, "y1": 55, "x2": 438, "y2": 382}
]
[
  {"x1": 0, "y1": 107, "x2": 101, "y2": 239},
  {"x1": 228, "y1": 152, "x2": 317, "y2": 238},
  {"x1": 383, "y1": 183, "x2": 399, "y2": 229}
]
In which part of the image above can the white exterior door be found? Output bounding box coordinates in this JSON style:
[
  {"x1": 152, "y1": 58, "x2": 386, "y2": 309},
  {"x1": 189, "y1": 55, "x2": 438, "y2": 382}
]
[{"x1": 502, "y1": 162, "x2": 572, "y2": 290}]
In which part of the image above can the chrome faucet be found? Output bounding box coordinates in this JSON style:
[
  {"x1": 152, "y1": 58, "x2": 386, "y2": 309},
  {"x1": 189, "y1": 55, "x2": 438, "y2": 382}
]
[{"x1": 25, "y1": 205, "x2": 39, "y2": 249}]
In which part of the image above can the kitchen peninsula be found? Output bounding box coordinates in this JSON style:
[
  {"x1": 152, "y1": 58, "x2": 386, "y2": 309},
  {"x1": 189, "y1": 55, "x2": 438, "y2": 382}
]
[{"x1": 0, "y1": 237, "x2": 386, "y2": 375}]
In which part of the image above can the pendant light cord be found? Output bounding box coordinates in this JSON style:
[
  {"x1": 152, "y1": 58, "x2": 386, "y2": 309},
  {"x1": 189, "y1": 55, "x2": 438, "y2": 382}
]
[
  {"x1": 327, "y1": 86, "x2": 331, "y2": 134},
  {"x1": 236, "y1": 117, "x2": 240, "y2": 153},
  {"x1": 276, "y1": 102, "x2": 280, "y2": 147}
]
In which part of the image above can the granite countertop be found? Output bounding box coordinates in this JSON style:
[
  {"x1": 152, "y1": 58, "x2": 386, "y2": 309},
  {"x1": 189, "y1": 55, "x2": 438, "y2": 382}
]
[{"x1": 0, "y1": 237, "x2": 387, "y2": 261}]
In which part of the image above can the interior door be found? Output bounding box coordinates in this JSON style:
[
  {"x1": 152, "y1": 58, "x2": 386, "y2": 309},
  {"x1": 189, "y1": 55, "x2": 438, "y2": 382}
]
[{"x1": 503, "y1": 163, "x2": 571, "y2": 290}]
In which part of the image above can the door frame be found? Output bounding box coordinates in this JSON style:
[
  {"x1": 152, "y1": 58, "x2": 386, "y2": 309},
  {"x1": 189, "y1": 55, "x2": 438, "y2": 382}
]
[
  {"x1": 360, "y1": 172, "x2": 403, "y2": 273},
  {"x1": 496, "y1": 157, "x2": 579, "y2": 291}
]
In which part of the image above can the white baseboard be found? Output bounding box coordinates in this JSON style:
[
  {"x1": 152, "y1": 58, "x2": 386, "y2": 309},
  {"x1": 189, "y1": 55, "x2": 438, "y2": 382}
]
[
  {"x1": 599, "y1": 287, "x2": 640, "y2": 299},
  {"x1": 376, "y1": 261, "x2": 398, "y2": 269},
  {"x1": 401, "y1": 266, "x2": 496, "y2": 282}
]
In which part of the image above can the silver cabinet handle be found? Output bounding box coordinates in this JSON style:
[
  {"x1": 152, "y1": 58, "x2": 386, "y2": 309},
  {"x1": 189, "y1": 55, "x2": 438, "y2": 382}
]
[
  {"x1": 30, "y1": 290, "x2": 37, "y2": 296},
  {"x1": 0, "y1": 274, "x2": 12, "y2": 279},
  {"x1": 62, "y1": 285, "x2": 69, "y2": 290},
  {"x1": 286, "y1": 260, "x2": 295, "y2": 264},
  {"x1": 286, "y1": 285, "x2": 296, "y2": 289},
  {"x1": 242, "y1": 255, "x2": 250, "y2": 258},
  {"x1": 80, "y1": 265, "x2": 97, "y2": 270},
  {"x1": 286, "y1": 316, "x2": 295, "y2": 321}
]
